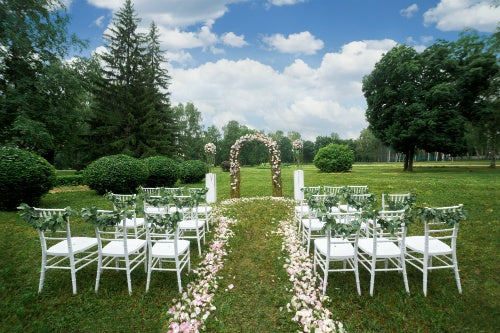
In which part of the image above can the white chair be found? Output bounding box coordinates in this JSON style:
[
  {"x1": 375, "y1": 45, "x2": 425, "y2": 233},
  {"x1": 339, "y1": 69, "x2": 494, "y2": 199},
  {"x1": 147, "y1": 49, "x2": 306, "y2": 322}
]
[
  {"x1": 405, "y1": 204, "x2": 464, "y2": 296},
  {"x1": 145, "y1": 211, "x2": 190, "y2": 293},
  {"x1": 94, "y1": 210, "x2": 147, "y2": 295},
  {"x1": 358, "y1": 209, "x2": 410, "y2": 296},
  {"x1": 294, "y1": 186, "x2": 321, "y2": 230},
  {"x1": 382, "y1": 193, "x2": 412, "y2": 210},
  {"x1": 314, "y1": 212, "x2": 362, "y2": 295},
  {"x1": 32, "y1": 208, "x2": 97, "y2": 295},
  {"x1": 175, "y1": 196, "x2": 206, "y2": 256},
  {"x1": 143, "y1": 195, "x2": 169, "y2": 215},
  {"x1": 301, "y1": 194, "x2": 328, "y2": 253},
  {"x1": 109, "y1": 193, "x2": 145, "y2": 238},
  {"x1": 188, "y1": 188, "x2": 213, "y2": 232},
  {"x1": 348, "y1": 185, "x2": 369, "y2": 194}
]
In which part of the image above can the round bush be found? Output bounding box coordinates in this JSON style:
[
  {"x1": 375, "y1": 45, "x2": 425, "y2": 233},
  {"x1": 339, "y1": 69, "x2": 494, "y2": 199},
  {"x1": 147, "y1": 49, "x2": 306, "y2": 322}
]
[
  {"x1": 179, "y1": 160, "x2": 207, "y2": 184},
  {"x1": 0, "y1": 147, "x2": 56, "y2": 210},
  {"x1": 220, "y1": 161, "x2": 231, "y2": 172},
  {"x1": 83, "y1": 154, "x2": 148, "y2": 194},
  {"x1": 313, "y1": 144, "x2": 354, "y2": 173},
  {"x1": 143, "y1": 156, "x2": 178, "y2": 187}
]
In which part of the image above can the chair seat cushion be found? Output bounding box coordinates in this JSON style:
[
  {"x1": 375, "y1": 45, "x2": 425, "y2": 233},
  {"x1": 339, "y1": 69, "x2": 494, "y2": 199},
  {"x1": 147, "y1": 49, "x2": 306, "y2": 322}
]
[
  {"x1": 151, "y1": 240, "x2": 190, "y2": 258},
  {"x1": 358, "y1": 237, "x2": 401, "y2": 258},
  {"x1": 406, "y1": 236, "x2": 452, "y2": 255},
  {"x1": 314, "y1": 238, "x2": 355, "y2": 258},
  {"x1": 47, "y1": 237, "x2": 97, "y2": 255},
  {"x1": 144, "y1": 207, "x2": 167, "y2": 214},
  {"x1": 294, "y1": 205, "x2": 310, "y2": 215},
  {"x1": 120, "y1": 218, "x2": 145, "y2": 228},
  {"x1": 301, "y1": 218, "x2": 325, "y2": 231},
  {"x1": 178, "y1": 219, "x2": 204, "y2": 230},
  {"x1": 338, "y1": 204, "x2": 360, "y2": 213},
  {"x1": 196, "y1": 206, "x2": 212, "y2": 214},
  {"x1": 101, "y1": 239, "x2": 146, "y2": 256}
]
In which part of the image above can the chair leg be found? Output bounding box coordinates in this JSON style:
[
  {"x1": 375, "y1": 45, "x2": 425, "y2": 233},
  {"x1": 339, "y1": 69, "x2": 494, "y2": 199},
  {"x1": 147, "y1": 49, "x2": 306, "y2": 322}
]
[
  {"x1": 126, "y1": 261, "x2": 132, "y2": 295},
  {"x1": 401, "y1": 254, "x2": 409, "y2": 294},
  {"x1": 453, "y1": 252, "x2": 462, "y2": 294},
  {"x1": 354, "y1": 257, "x2": 361, "y2": 296},
  {"x1": 95, "y1": 256, "x2": 102, "y2": 293},
  {"x1": 369, "y1": 257, "x2": 376, "y2": 296},
  {"x1": 38, "y1": 254, "x2": 47, "y2": 294},
  {"x1": 423, "y1": 255, "x2": 428, "y2": 297},
  {"x1": 146, "y1": 256, "x2": 152, "y2": 292},
  {"x1": 196, "y1": 230, "x2": 202, "y2": 256},
  {"x1": 322, "y1": 259, "x2": 329, "y2": 296},
  {"x1": 70, "y1": 263, "x2": 77, "y2": 295}
]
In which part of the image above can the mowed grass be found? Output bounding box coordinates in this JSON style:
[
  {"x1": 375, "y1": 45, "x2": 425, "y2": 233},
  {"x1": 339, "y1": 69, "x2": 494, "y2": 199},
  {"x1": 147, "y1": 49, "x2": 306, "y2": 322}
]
[{"x1": 0, "y1": 161, "x2": 498, "y2": 332}]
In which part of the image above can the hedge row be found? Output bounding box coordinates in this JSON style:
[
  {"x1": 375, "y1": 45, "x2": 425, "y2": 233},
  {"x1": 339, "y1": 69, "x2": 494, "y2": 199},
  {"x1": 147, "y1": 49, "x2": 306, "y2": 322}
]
[{"x1": 83, "y1": 155, "x2": 208, "y2": 194}]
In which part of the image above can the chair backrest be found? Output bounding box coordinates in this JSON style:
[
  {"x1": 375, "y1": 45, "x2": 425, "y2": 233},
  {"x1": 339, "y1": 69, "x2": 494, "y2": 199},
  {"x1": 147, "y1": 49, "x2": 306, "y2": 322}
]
[
  {"x1": 382, "y1": 193, "x2": 411, "y2": 210},
  {"x1": 372, "y1": 210, "x2": 407, "y2": 245},
  {"x1": 301, "y1": 186, "x2": 321, "y2": 199},
  {"x1": 94, "y1": 209, "x2": 132, "y2": 252},
  {"x1": 348, "y1": 185, "x2": 369, "y2": 194},
  {"x1": 141, "y1": 187, "x2": 162, "y2": 196},
  {"x1": 188, "y1": 188, "x2": 208, "y2": 204},
  {"x1": 143, "y1": 195, "x2": 168, "y2": 214},
  {"x1": 324, "y1": 211, "x2": 362, "y2": 256},
  {"x1": 34, "y1": 208, "x2": 72, "y2": 254},
  {"x1": 144, "y1": 211, "x2": 176, "y2": 244},
  {"x1": 323, "y1": 186, "x2": 343, "y2": 195},
  {"x1": 110, "y1": 193, "x2": 137, "y2": 210},
  {"x1": 346, "y1": 193, "x2": 372, "y2": 212},
  {"x1": 424, "y1": 204, "x2": 463, "y2": 250},
  {"x1": 163, "y1": 187, "x2": 184, "y2": 196}
]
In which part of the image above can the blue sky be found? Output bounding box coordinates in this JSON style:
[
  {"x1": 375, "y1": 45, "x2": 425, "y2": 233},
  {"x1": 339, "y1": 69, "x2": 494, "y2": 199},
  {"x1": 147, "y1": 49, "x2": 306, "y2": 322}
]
[{"x1": 65, "y1": 0, "x2": 499, "y2": 140}]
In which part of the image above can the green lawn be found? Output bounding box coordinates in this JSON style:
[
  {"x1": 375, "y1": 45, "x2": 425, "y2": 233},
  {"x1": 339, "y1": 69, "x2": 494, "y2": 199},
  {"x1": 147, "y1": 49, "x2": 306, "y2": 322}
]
[{"x1": 1, "y1": 162, "x2": 498, "y2": 332}]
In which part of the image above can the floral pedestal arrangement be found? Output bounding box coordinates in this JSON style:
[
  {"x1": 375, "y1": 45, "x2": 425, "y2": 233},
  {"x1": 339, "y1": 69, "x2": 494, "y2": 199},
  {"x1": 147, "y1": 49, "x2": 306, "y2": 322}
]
[{"x1": 205, "y1": 173, "x2": 217, "y2": 203}]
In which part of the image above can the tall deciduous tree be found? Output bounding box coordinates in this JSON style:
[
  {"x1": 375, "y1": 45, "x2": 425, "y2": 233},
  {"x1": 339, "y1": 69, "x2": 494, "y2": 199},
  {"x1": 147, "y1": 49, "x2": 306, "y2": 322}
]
[{"x1": 174, "y1": 102, "x2": 204, "y2": 159}]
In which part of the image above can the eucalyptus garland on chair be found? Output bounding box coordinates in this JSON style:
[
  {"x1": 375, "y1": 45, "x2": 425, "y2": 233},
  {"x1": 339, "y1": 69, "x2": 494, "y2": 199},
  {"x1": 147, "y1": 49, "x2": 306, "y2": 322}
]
[
  {"x1": 322, "y1": 213, "x2": 362, "y2": 239},
  {"x1": 17, "y1": 203, "x2": 77, "y2": 232},
  {"x1": 104, "y1": 192, "x2": 136, "y2": 209},
  {"x1": 80, "y1": 207, "x2": 132, "y2": 229},
  {"x1": 386, "y1": 194, "x2": 417, "y2": 210},
  {"x1": 408, "y1": 205, "x2": 467, "y2": 227}
]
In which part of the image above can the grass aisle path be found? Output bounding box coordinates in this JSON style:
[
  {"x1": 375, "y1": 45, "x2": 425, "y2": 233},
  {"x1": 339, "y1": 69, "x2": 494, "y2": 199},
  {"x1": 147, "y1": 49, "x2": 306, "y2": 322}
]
[{"x1": 204, "y1": 198, "x2": 298, "y2": 332}]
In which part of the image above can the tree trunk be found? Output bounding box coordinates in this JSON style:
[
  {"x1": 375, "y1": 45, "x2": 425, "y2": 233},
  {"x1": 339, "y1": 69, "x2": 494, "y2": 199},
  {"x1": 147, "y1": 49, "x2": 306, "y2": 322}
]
[
  {"x1": 408, "y1": 149, "x2": 414, "y2": 171},
  {"x1": 403, "y1": 153, "x2": 409, "y2": 171},
  {"x1": 487, "y1": 128, "x2": 496, "y2": 168}
]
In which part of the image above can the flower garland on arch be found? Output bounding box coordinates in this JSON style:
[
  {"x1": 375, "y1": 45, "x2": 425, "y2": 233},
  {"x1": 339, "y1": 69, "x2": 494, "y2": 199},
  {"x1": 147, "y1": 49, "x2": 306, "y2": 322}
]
[{"x1": 229, "y1": 133, "x2": 282, "y2": 198}]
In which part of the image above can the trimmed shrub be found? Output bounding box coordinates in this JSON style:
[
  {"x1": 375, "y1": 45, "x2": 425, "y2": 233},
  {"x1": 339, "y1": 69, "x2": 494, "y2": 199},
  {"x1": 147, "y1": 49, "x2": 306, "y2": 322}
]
[
  {"x1": 179, "y1": 160, "x2": 207, "y2": 184},
  {"x1": 313, "y1": 144, "x2": 354, "y2": 173},
  {"x1": 143, "y1": 156, "x2": 178, "y2": 187},
  {"x1": 220, "y1": 160, "x2": 231, "y2": 172},
  {"x1": 0, "y1": 147, "x2": 56, "y2": 210},
  {"x1": 83, "y1": 154, "x2": 148, "y2": 194}
]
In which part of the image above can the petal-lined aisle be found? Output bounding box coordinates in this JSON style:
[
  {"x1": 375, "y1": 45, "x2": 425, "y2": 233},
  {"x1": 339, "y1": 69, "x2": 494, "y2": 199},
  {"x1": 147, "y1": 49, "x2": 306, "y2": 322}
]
[{"x1": 167, "y1": 197, "x2": 343, "y2": 332}]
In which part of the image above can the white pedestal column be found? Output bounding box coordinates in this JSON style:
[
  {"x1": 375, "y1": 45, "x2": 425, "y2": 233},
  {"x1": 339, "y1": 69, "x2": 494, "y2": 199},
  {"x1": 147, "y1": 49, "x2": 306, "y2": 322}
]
[
  {"x1": 205, "y1": 173, "x2": 217, "y2": 203},
  {"x1": 294, "y1": 169, "x2": 304, "y2": 201}
]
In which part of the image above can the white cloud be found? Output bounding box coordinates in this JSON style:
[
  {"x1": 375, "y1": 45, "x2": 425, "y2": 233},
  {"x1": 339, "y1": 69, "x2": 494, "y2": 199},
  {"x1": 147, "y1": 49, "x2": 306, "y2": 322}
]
[
  {"x1": 400, "y1": 4, "x2": 419, "y2": 18},
  {"x1": 92, "y1": 15, "x2": 105, "y2": 28},
  {"x1": 269, "y1": 0, "x2": 306, "y2": 6},
  {"x1": 263, "y1": 31, "x2": 324, "y2": 55},
  {"x1": 88, "y1": 0, "x2": 243, "y2": 28},
  {"x1": 170, "y1": 39, "x2": 396, "y2": 140},
  {"x1": 221, "y1": 32, "x2": 248, "y2": 47},
  {"x1": 424, "y1": 0, "x2": 500, "y2": 32}
]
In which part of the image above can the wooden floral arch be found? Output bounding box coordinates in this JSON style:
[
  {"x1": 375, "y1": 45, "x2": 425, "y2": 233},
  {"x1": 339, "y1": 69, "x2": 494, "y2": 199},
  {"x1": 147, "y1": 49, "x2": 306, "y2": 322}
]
[{"x1": 229, "y1": 133, "x2": 282, "y2": 198}]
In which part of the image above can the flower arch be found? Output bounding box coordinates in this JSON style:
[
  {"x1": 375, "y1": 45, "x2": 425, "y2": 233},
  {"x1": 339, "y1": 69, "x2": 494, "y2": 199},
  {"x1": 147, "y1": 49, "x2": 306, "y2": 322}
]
[{"x1": 230, "y1": 133, "x2": 282, "y2": 198}]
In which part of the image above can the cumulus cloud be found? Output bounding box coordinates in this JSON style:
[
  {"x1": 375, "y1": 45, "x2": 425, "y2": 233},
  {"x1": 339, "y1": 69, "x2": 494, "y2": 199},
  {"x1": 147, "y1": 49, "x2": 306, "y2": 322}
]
[
  {"x1": 400, "y1": 4, "x2": 418, "y2": 18},
  {"x1": 269, "y1": 0, "x2": 306, "y2": 6},
  {"x1": 170, "y1": 39, "x2": 396, "y2": 139},
  {"x1": 424, "y1": 0, "x2": 500, "y2": 32},
  {"x1": 221, "y1": 32, "x2": 248, "y2": 47},
  {"x1": 262, "y1": 31, "x2": 324, "y2": 55}
]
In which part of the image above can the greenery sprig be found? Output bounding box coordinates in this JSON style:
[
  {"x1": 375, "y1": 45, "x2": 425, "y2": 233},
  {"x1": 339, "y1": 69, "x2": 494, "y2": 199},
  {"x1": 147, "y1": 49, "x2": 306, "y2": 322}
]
[
  {"x1": 81, "y1": 207, "x2": 132, "y2": 229},
  {"x1": 147, "y1": 211, "x2": 184, "y2": 231},
  {"x1": 105, "y1": 192, "x2": 136, "y2": 209},
  {"x1": 409, "y1": 206, "x2": 466, "y2": 227},
  {"x1": 321, "y1": 213, "x2": 361, "y2": 239},
  {"x1": 17, "y1": 204, "x2": 77, "y2": 232},
  {"x1": 385, "y1": 194, "x2": 416, "y2": 210}
]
